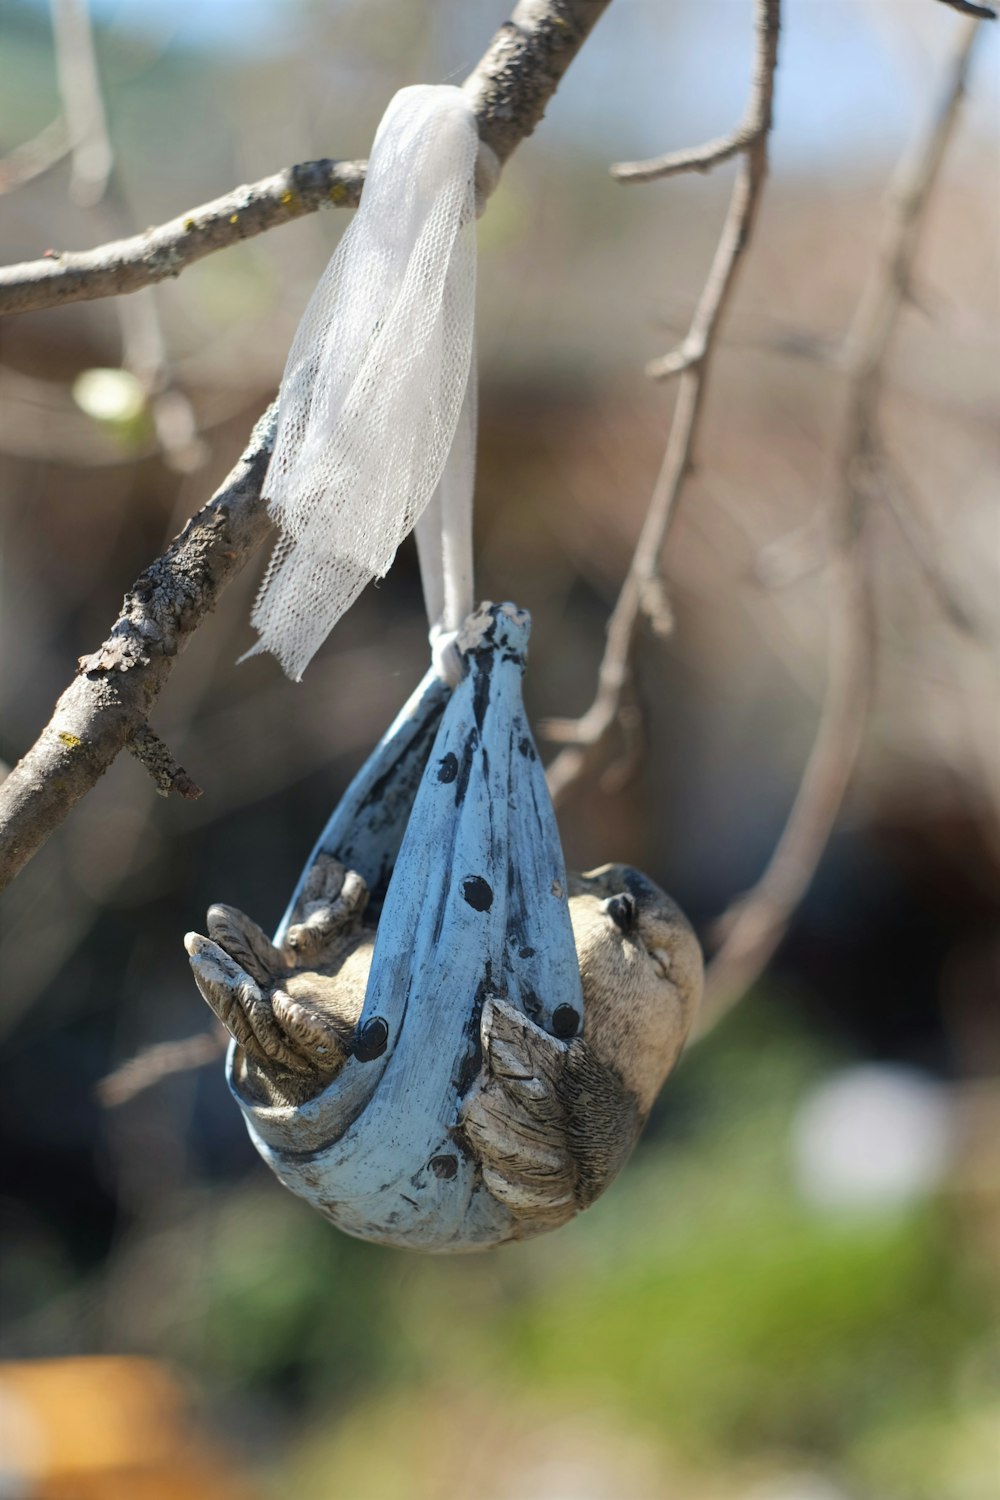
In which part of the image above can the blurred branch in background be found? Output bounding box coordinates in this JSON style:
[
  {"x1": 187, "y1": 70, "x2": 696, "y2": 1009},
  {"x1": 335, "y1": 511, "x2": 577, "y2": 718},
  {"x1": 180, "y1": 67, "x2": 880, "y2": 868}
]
[
  {"x1": 0, "y1": 0, "x2": 613, "y2": 894},
  {"x1": 544, "y1": 0, "x2": 781, "y2": 796},
  {"x1": 542, "y1": 1, "x2": 989, "y2": 1031},
  {"x1": 610, "y1": 0, "x2": 778, "y2": 188},
  {"x1": 97, "y1": 1026, "x2": 226, "y2": 1107},
  {"x1": 699, "y1": 14, "x2": 987, "y2": 1029},
  {"x1": 49, "y1": 0, "x2": 205, "y2": 473},
  {"x1": 0, "y1": 116, "x2": 69, "y2": 194},
  {"x1": 0, "y1": 0, "x2": 615, "y2": 318}
]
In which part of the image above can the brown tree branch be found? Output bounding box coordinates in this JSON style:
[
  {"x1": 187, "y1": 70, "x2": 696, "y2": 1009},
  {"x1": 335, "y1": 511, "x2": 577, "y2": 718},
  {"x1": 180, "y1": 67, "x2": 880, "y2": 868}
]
[
  {"x1": 0, "y1": 0, "x2": 611, "y2": 320},
  {"x1": 0, "y1": 404, "x2": 277, "y2": 892},
  {"x1": 98, "y1": 1027, "x2": 227, "y2": 1107},
  {"x1": 698, "y1": 13, "x2": 984, "y2": 1032},
  {"x1": 0, "y1": 159, "x2": 367, "y2": 318},
  {"x1": 0, "y1": 117, "x2": 69, "y2": 195},
  {"x1": 50, "y1": 0, "x2": 206, "y2": 474},
  {"x1": 545, "y1": 0, "x2": 781, "y2": 804},
  {"x1": 51, "y1": 0, "x2": 113, "y2": 208},
  {"x1": 0, "y1": 0, "x2": 613, "y2": 892}
]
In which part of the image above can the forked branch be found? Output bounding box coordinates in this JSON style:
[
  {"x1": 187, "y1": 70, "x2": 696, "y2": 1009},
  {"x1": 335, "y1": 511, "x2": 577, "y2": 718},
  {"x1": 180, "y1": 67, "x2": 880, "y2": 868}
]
[
  {"x1": 0, "y1": 0, "x2": 613, "y2": 893},
  {"x1": 545, "y1": 0, "x2": 781, "y2": 802},
  {"x1": 0, "y1": 0, "x2": 611, "y2": 319},
  {"x1": 699, "y1": 13, "x2": 985, "y2": 1029},
  {"x1": 611, "y1": 0, "x2": 779, "y2": 184}
]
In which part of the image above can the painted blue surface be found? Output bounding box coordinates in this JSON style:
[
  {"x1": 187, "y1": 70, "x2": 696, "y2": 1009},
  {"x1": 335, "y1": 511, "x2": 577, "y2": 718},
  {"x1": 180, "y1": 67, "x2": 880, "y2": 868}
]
[{"x1": 230, "y1": 604, "x2": 583, "y2": 1250}]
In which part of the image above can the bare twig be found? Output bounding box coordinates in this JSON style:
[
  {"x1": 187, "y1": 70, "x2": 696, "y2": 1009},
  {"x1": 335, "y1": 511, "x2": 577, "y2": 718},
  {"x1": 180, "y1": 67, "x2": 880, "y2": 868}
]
[
  {"x1": 51, "y1": 0, "x2": 113, "y2": 206},
  {"x1": 0, "y1": 0, "x2": 612, "y2": 892},
  {"x1": 0, "y1": 159, "x2": 366, "y2": 317},
  {"x1": 545, "y1": 0, "x2": 781, "y2": 804},
  {"x1": 49, "y1": 0, "x2": 206, "y2": 474},
  {"x1": 0, "y1": 118, "x2": 69, "y2": 195},
  {"x1": 699, "y1": 15, "x2": 984, "y2": 1031},
  {"x1": 98, "y1": 1028, "x2": 227, "y2": 1107},
  {"x1": 611, "y1": 0, "x2": 779, "y2": 184},
  {"x1": 0, "y1": 0, "x2": 611, "y2": 320},
  {"x1": 612, "y1": 124, "x2": 760, "y2": 186},
  {"x1": 127, "y1": 725, "x2": 203, "y2": 801}
]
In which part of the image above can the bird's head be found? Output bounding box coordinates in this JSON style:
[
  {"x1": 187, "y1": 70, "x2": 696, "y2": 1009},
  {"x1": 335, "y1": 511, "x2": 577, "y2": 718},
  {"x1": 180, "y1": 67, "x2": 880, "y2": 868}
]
[{"x1": 568, "y1": 864, "x2": 703, "y2": 1116}]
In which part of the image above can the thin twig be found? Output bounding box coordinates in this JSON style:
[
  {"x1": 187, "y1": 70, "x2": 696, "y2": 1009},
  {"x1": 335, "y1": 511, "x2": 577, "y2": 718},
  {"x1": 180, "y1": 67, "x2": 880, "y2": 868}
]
[
  {"x1": 0, "y1": 118, "x2": 69, "y2": 195},
  {"x1": 612, "y1": 123, "x2": 760, "y2": 186},
  {"x1": 98, "y1": 1028, "x2": 227, "y2": 1107},
  {"x1": 49, "y1": 0, "x2": 206, "y2": 474},
  {"x1": 545, "y1": 0, "x2": 781, "y2": 804},
  {"x1": 0, "y1": 159, "x2": 366, "y2": 317},
  {"x1": 0, "y1": 0, "x2": 610, "y2": 320},
  {"x1": 51, "y1": 0, "x2": 113, "y2": 207},
  {"x1": 127, "y1": 724, "x2": 203, "y2": 801},
  {"x1": 611, "y1": 0, "x2": 779, "y2": 185},
  {"x1": 699, "y1": 14, "x2": 984, "y2": 1031},
  {"x1": 0, "y1": 0, "x2": 613, "y2": 893}
]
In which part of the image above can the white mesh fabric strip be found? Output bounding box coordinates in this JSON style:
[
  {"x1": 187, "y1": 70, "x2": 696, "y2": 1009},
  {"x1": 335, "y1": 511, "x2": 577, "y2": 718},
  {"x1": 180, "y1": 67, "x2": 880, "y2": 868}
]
[{"x1": 246, "y1": 86, "x2": 479, "y2": 680}]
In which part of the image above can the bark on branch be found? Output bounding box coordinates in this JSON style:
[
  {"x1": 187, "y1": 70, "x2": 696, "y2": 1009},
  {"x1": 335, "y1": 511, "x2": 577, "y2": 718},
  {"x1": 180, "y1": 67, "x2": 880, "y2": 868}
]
[
  {"x1": 0, "y1": 0, "x2": 613, "y2": 892},
  {"x1": 0, "y1": 0, "x2": 610, "y2": 319},
  {"x1": 0, "y1": 160, "x2": 367, "y2": 317},
  {"x1": 0, "y1": 406, "x2": 276, "y2": 891}
]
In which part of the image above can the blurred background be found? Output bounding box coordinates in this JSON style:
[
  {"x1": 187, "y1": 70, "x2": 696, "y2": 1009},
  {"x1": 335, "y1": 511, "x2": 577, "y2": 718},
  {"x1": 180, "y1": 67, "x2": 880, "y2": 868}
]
[{"x1": 1, "y1": 1, "x2": 998, "y2": 1496}]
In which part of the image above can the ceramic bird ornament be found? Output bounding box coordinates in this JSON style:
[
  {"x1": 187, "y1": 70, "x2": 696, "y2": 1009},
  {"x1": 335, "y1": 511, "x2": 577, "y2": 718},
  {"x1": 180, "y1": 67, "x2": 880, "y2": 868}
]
[{"x1": 186, "y1": 604, "x2": 702, "y2": 1251}]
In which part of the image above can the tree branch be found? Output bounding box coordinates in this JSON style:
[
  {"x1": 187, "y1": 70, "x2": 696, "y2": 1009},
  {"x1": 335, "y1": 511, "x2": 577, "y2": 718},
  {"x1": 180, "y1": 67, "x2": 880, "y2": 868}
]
[
  {"x1": 0, "y1": 0, "x2": 611, "y2": 319},
  {"x1": 698, "y1": 14, "x2": 984, "y2": 1031},
  {"x1": 98, "y1": 1027, "x2": 227, "y2": 1107},
  {"x1": 545, "y1": 0, "x2": 781, "y2": 804},
  {"x1": 0, "y1": 159, "x2": 367, "y2": 317},
  {"x1": 0, "y1": 117, "x2": 69, "y2": 195},
  {"x1": 611, "y1": 0, "x2": 779, "y2": 184},
  {"x1": 0, "y1": 0, "x2": 613, "y2": 892},
  {"x1": 0, "y1": 405, "x2": 276, "y2": 892},
  {"x1": 50, "y1": 0, "x2": 206, "y2": 473}
]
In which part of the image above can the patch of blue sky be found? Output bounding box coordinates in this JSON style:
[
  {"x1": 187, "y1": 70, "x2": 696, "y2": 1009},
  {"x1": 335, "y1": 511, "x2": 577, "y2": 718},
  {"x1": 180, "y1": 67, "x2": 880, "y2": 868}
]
[{"x1": 17, "y1": 0, "x2": 1000, "y2": 169}]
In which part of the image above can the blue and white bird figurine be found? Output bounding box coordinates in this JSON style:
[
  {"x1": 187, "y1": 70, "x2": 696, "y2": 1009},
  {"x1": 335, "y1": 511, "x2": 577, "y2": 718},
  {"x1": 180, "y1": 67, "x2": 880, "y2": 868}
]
[{"x1": 186, "y1": 604, "x2": 702, "y2": 1250}]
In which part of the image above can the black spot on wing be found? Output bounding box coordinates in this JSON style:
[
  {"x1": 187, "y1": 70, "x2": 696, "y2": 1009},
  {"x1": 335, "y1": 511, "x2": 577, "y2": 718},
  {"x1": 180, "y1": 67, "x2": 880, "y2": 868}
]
[{"x1": 462, "y1": 876, "x2": 494, "y2": 912}]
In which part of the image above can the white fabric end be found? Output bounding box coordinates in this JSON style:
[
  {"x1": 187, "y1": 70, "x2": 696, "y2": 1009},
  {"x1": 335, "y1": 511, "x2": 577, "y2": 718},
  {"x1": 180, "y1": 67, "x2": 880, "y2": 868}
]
[{"x1": 248, "y1": 85, "x2": 480, "y2": 680}]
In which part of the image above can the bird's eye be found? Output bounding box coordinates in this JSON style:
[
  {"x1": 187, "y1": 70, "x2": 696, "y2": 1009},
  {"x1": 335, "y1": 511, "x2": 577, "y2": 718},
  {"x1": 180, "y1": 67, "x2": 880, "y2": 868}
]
[{"x1": 604, "y1": 892, "x2": 638, "y2": 934}]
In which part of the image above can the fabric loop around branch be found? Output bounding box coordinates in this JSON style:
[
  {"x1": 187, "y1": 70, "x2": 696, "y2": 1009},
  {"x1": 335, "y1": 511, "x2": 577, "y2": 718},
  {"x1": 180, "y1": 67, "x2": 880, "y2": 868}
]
[{"x1": 245, "y1": 85, "x2": 480, "y2": 681}]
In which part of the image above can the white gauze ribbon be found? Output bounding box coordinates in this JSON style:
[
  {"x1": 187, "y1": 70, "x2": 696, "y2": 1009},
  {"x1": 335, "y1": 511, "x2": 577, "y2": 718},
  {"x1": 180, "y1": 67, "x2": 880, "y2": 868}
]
[{"x1": 245, "y1": 85, "x2": 482, "y2": 681}]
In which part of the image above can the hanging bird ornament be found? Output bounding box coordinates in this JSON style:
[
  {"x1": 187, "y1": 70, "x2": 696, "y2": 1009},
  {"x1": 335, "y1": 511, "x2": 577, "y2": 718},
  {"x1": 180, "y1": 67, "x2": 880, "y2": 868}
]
[{"x1": 185, "y1": 89, "x2": 702, "y2": 1251}]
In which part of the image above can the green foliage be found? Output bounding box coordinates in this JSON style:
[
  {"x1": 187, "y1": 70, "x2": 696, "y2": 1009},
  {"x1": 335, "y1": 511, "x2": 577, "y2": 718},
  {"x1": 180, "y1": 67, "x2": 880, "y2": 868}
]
[{"x1": 171, "y1": 999, "x2": 997, "y2": 1496}]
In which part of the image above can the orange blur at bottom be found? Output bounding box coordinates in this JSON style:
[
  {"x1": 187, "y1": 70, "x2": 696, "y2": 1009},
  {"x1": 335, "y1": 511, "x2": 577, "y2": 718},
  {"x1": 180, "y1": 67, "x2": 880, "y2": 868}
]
[{"x1": 0, "y1": 1357, "x2": 259, "y2": 1500}]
